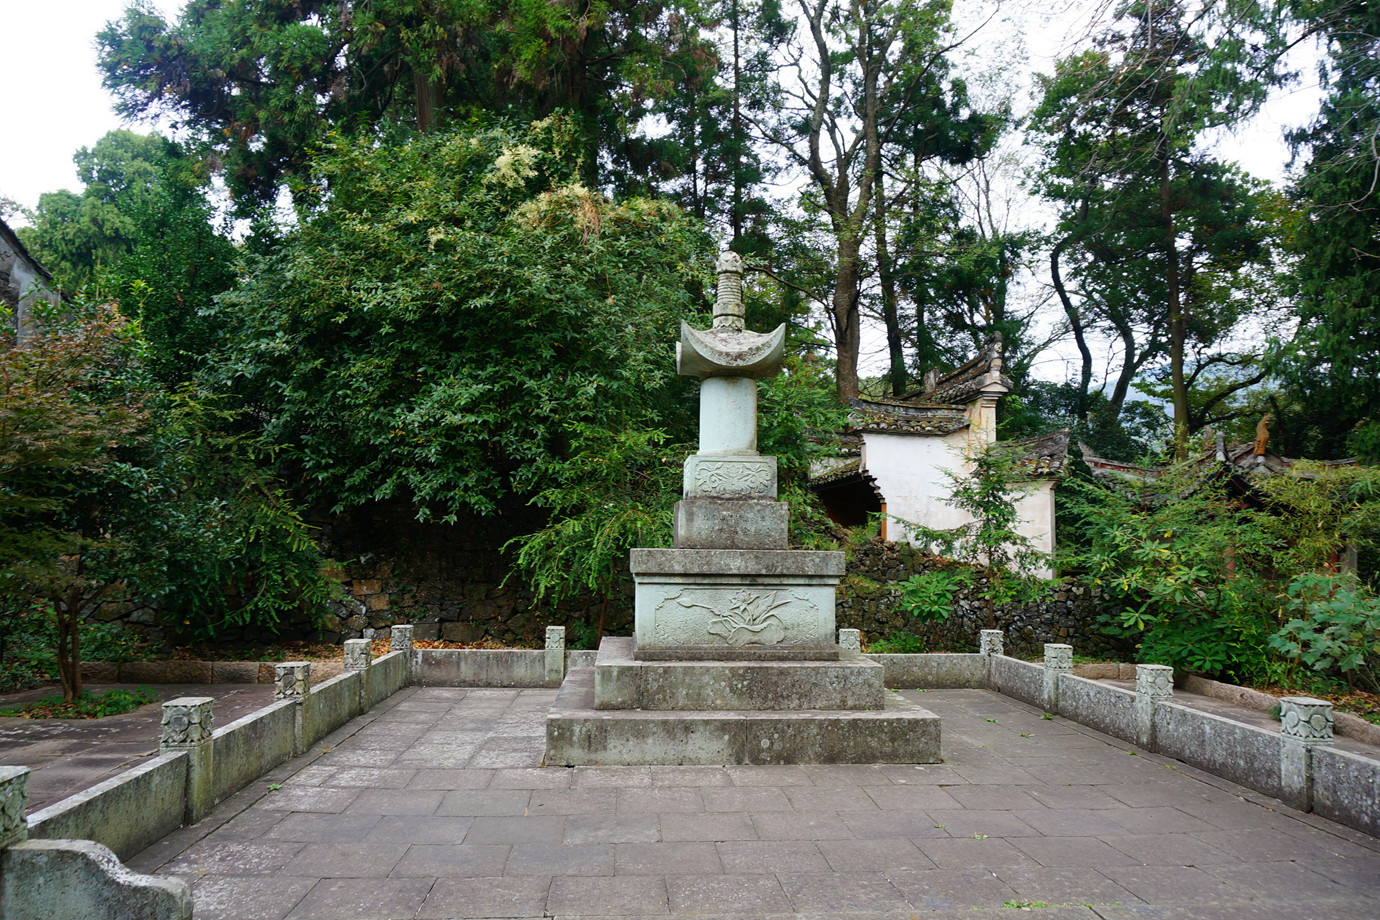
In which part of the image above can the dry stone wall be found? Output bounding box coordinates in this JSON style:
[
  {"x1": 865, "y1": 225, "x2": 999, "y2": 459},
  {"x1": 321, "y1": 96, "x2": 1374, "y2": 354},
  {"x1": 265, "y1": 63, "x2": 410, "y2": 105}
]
[{"x1": 836, "y1": 538, "x2": 1133, "y2": 660}]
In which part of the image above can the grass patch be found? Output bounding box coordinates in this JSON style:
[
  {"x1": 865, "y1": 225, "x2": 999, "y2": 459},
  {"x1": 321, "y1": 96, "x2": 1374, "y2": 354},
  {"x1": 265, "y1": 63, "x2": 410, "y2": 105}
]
[{"x1": 0, "y1": 687, "x2": 158, "y2": 719}]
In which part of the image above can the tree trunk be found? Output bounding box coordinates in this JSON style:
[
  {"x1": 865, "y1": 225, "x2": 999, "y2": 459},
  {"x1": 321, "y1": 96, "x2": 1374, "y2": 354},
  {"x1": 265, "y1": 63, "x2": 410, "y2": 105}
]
[
  {"x1": 1161, "y1": 153, "x2": 1189, "y2": 460},
  {"x1": 832, "y1": 234, "x2": 864, "y2": 400},
  {"x1": 874, "y1": 173, "x2": 906, "y2": 396},
  {"x1": 1050, "y1": 236, "x2": 1094, "y2": 423},
  {"x1": 54, "y1": 589, "x2": 83, "y2": 703}
]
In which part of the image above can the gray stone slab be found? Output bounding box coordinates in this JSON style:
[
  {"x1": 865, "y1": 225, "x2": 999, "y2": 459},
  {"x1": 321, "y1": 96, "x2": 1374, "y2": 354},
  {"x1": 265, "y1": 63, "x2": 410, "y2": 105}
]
[
  {"x1": 674, "y1": 499, "x2": 789, "y2": 549},
  {"x1": 282, "y1": 877, "x2": 432, "y2": 920},
  {"x1": 548, "y1": 875, "x2": 668, "y2": 915},
  {"x1": 667, "y1": 873, "x2": 794, "y2": 913},
  {"x1": 416, "y1": 876, "x2": 551, "y2": 919}
]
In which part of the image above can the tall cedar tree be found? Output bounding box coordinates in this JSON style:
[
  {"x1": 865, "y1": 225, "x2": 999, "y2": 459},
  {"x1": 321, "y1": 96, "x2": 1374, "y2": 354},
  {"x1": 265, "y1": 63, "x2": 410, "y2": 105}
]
[{"x1": 1030, "y1": 0, "x2": 1282, "y2": 457}]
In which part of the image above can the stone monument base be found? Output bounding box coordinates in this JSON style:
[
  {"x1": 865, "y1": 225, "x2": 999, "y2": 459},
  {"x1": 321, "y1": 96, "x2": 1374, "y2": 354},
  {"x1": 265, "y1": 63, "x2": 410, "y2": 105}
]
[{"x1": 544, "y1": 638, "x2": 942, "y2": 766}]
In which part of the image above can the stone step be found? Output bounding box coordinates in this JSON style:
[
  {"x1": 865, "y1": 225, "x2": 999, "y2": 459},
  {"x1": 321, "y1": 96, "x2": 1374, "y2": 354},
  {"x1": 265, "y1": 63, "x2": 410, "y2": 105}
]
[
  {"x1": 545, "y1": 667, "x2": 941, "y2": 766},
  {"x1": 593, "y1": 637, "x2": 885, "y2": 711}
]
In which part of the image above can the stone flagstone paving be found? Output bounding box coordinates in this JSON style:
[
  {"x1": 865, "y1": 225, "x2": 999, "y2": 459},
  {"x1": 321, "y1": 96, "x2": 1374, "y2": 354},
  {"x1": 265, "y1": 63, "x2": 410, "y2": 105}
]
[{"x1": 126, "y1": 687, "x2": 1380, "y2": 920}]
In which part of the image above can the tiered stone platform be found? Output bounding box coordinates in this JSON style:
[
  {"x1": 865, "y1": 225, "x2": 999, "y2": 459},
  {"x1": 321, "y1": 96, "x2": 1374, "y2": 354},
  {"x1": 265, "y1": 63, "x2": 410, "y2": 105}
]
[{"x1": 545, "y1": 639, "x2": 941, "y2": 765}]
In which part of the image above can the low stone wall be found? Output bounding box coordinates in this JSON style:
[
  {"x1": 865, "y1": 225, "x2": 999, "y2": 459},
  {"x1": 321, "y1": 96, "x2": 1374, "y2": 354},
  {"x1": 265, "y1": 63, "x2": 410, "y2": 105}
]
[
  {"x1": 414, "y1": 649, "x2": 551, "y2": 687},
  {"x1": 24, "y1": 643, "x2": 409, "y2": 863},
  {"x1": 209, "y1": 701, "x2": 297, "y2": 807},
  {"x1": 1313, "y1": 747, "x2": 1380, "y2": 838},
  {"x1": 867, "y1": 653, "x2": 985, "y2": 689},
  {"x1": 836, "y1": 539, "x2": 1132, "y2": 659},
  {"x1": 1056, "y1": 675, "x2": 1136, "y2": 744},
  {"x1": 28, "y1": 754, "x2": 188, "y2": 860},
  {"x1": 988, "y1": 655, "x2": 1044, "y2": 709},
  {"x1": 1153, "y1": 703, "x2": 1286, "y2": 800}
]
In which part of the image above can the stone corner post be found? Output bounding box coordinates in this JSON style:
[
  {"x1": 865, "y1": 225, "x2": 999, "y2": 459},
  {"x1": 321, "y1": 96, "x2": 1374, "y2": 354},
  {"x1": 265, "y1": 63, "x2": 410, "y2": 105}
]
[
  {"x1": 979, "y1": 629, "x2": 1003, "y2": 687},
  {"x1": 1134, "y1": 664, "x2": 1173, "y2": 750},
  {"x1": 545, "y1": 626, "x2": 567, "y2": 687},
  {"x1": 1279, "y1": 696, "x2": 1334, "y2": 813},
  {"x1": 160, "y1": 697, "x2": 215, "y2": 824},
  {"x1": 0, "y1": 766, "x2": 30, "y2": 851},
  {"x1": 837, "y1": 629, "x2": 862, "y2": 654},
  {"x1": 344, "y1": 638, "x2": 372, "y2": 709},
  {"x1": 1043, "y1": 643, "x2": 1073, "y2": 713},
  {"x1": 391, "y1": 625, "x2": 416, "y2": 682},
  {"x1": 274, "y1": 662, "x2": 312, "y2": 755}
]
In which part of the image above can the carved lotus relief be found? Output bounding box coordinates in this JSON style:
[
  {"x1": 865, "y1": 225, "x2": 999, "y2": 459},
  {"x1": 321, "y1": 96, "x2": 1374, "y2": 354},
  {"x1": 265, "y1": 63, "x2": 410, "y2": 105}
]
[{"x1": 657, "y1": 588, "x2": 817, "y2": 647}]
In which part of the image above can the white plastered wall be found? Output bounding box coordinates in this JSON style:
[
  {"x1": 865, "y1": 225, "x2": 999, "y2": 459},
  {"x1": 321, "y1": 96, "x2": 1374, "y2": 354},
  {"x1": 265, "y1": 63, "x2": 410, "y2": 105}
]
[{"x1": 862, "y1": 429, "x2": 1057, "y2": 578}]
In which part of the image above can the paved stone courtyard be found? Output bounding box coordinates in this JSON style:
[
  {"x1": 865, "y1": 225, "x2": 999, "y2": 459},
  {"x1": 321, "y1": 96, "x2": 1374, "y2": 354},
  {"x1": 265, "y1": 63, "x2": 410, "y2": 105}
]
[{"x1": 126, "y1": 686, "x2": 1380, "y2": 920}]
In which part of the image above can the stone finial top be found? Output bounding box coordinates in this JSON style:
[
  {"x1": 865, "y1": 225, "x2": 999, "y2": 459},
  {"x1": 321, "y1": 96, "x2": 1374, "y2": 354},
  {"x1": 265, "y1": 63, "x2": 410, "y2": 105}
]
[
  {"x1": 714, "y1": 250, "x2": 746, "y2": 331},
  {"x1": 546, "y1": 626, "x2": 566, "y2": 651},
  {"x1": 161, "y1": 698, "x2": 214, "y2": 750},
  {"x1": 1280, "y1": 696, "x2": 1334, "y2": 746},
  {"x1": 275, "y1": 662, "x2": 311, "y2": 700},
  {"x1": 1135, "y1": 664, "x2": 1174, "y2": 700},
  {"x1": 344, "y1": 639, "x2": 372, "y2": 671},
  {"x1": 1043, "y1": 644, "x2": 1073, "y2": 671},
  {"x1": 390, "y1": 625, "x2": 415, "y2": 653},
  {"x1": 979, "y1": 629, "x2": 1004, "y2": 657}
]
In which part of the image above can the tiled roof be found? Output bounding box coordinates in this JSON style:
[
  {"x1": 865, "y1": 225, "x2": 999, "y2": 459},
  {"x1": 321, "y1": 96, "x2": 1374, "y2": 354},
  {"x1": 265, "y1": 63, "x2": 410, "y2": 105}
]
[
  {"x1": 845, "y1": 398, "x2": 970, "y2": 435},
  {"x1": 903, "y1": 331, "x2": 1012, "y2": 405},
  {"x1": 1008, "y1": 429, "x2": 1071, "y2": 479}
]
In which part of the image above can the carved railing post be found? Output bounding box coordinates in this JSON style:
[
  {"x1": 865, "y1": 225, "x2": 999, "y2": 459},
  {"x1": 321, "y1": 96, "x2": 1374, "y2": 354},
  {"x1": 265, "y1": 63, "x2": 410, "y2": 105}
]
[
  {"x1": 979, "y1": 629, "x2": 1003, "y2": 688},
  {"x1": 1134, "y1": 664, "x2": 1173, "y2": 750},
  {"x1": 545, "y1": 626, "x2": 566, "y2": 687},
  {"x1": 344, "y1": 638, "x2": 372, "y2": 709},
  {"x1": 0, "y1": 766, "x2": 29, "y2": 850},
  {"x1": 275, "y1": 662, "x2": 311, "y2": 755},
  {"x1": 837, "y1": 629, "x2": 862, "y2": 654},
  {"x1": 1043, "y1": 643, "x2": 1073, "y2": 713},
  {"x1": 1280, "y1": 696, "x2": 1334, "y2": 812},
  {"x1": 161, "y1": 698, "x2": 215, "y2": 823},
  {"x1": 391, "y1": 625, "x2": 415, "y2": 683}
]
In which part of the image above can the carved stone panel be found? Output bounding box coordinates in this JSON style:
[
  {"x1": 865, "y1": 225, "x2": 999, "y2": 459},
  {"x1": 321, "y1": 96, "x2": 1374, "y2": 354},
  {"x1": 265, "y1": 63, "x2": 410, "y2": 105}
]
[
  {"x1": 683, "y1": 455, "x2": 777, "y2": 500},
  {"x1": 637, "y1": 583, "x2": 835, "y2": 649},
  {"x1": 1043, "y1": 644, "x2": 1073, "y2": 672},
  {"x1": 161, "y1": 698, "x2": 214, "y2": 750},
  {"x1": 979, "y1": 630, "x2": 1004, "y2": 657},
  {"x1": 390, "y1": 625, "x2": 415, "y2": 653}
]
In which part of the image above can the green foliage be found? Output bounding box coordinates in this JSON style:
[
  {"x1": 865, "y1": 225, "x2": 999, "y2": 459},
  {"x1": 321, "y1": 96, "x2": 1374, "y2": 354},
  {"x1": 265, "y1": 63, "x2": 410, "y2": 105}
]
[
  {"x1": 1060, "y1": 468, "x2": 1279, "y2": 680},
  {"x1": 0, "y1": 300, "x2": 336, "y2": 698},
  {"x1": 1249, "y1": 462, "x2": 1380, "y2": 574},
  {"x1": 896, "y1": 569, "x2": 972, "y2": 623},
  {"x1": 1271, "y1": 573, "x2": 1380, "y2": 693},
  {"x1": 97, "y1": 0, "x2": 719, "y2": 209},
  {"x1": 1272, "y1": 0, "x2": 1380, "y2": 460},
  {"x1": 204, "y1": 123, "x2": 712, "y2": 526},
  {"x1": 0, "y1": 686, "x2": 158, "y2": 720},
  {"x1": 508, "y1": 425, "x2": 683, "y2": 612}
]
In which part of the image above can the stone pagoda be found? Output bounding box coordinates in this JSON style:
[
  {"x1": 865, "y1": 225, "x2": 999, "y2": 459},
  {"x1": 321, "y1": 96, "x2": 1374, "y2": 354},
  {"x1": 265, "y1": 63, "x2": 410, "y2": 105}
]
[{"x1": 546, "y1": 253, "x2": 939, "y2": 765}]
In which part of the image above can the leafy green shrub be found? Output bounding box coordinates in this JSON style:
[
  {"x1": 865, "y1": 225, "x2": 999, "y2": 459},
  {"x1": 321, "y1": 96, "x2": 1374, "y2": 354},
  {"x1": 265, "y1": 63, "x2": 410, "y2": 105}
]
[
  {"x1": 1270, "y1": 573, "x2": 1380, "y2": 693},
  {"x1": 1061, "y1": 468, "x2": 1280, "y2": 682},
  {"x1": 0, "y1": 686, "x2": 157, "y2": 719}
]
